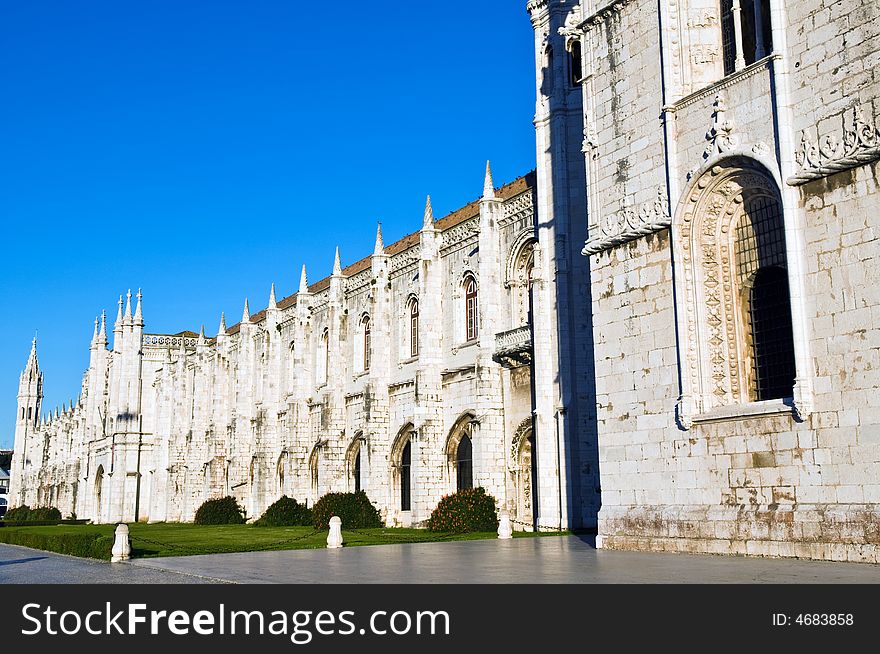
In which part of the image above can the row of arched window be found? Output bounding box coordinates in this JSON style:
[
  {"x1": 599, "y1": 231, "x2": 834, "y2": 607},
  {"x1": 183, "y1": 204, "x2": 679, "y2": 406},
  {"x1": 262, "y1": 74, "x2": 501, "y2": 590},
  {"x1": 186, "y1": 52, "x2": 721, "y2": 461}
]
[{"x1": 315, "y1": 275, "x2": 480, "y2": 384}]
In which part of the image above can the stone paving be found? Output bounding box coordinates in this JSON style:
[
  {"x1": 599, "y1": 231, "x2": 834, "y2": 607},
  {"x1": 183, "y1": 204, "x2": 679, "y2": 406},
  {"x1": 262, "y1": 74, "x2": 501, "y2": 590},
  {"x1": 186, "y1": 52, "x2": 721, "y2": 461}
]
[
  {"x1": 0, "y1": 543, "x2": 219, "y2": 584},
  {"x1": 5, "y1": 536, "x2": 880, "y2": 584}
]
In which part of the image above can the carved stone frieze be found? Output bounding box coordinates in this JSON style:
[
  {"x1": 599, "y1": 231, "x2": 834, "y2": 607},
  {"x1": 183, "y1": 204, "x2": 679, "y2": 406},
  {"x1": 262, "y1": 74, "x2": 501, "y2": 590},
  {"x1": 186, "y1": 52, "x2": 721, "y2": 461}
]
[
  {"x1": 583, "y1": 187, "x2": 671, "y2": 255},
  {"x1": 789, "y1": 104, "x2": 880, "y2": 185}
]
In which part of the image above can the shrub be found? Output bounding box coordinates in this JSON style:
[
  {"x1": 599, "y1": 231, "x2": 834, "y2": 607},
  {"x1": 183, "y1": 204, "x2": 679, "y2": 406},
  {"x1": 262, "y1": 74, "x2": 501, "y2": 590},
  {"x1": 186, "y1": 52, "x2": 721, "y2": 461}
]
[
  {"x1": 427, "y1": 487, "x2": 499, "y2": 533},
  {"x1": 255, "y1": 496, "x2": 313, "y2": 527},
  {"x1": 194, "y1": 496, "x2": 245, "y2": 525},
  {"x1": 312, "y1": 491, "x2": 382, "y2": 530},
  {"x1": 0, "y1": 528, "x2": 114, "y2": 559},
  {"x1": 30, "y1": 507, "x2": 63, "y2": 522},
  {"x1": 3, "y1": 505, "x2": 63, "y2": 523},
  {"x1": 4, "y1": 505, "x2": 31, "y2": 522}
]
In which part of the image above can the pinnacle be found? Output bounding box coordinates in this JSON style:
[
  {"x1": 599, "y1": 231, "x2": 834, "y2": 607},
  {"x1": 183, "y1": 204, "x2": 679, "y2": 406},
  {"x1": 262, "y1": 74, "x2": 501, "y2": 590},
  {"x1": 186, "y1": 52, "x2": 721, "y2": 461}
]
[
  {"x1": 333, "y1": 246, "x2": 342, "y2": 276},
  {"x1": 374, "y1": 222, "x2": 384, "y2": 255},
  {"x1": 423, "y1": 195, "x2": 434, "y2": 229},
  {"x1": 115, "y1": 295, "x2": 124, "y2": 328},
  {"x1": 218, "y1": 312, "x2": 227, "y2": 336},
  {"x1": 242, "y1": 297, "x2": 250, "y2": 322},
  {"x1": 483, "y1": 160, "x2": 496, "y2": 199},
  {"x1": 269, "y1": 282, "x2": 277, "y2": 309},
  {"x1": 134, "y1": 288, "x2": 143, "y2": 323},
  {"x1": 299, "y1": 264, "x2": 309, "y2": 294}
]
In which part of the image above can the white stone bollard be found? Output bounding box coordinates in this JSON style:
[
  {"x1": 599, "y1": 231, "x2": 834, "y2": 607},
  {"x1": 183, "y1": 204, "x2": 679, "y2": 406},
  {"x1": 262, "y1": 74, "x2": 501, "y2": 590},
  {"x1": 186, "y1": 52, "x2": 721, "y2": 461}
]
[
  {"x1": 111, "y1": 523, "x2": 131, "y2": 562},
  {"x1": 327, "y1": 516, "x2": 344, "y2": 549},
  {"x1": 497, "y1": 510, "x2": 513, "y2": 540}
]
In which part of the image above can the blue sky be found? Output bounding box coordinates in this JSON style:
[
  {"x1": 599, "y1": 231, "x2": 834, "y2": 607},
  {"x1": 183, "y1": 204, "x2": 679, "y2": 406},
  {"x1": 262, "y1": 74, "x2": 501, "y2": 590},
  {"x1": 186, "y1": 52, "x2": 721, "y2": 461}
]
[{"x1": 0, "y1": 1, "x2": 537, "y2": 448}]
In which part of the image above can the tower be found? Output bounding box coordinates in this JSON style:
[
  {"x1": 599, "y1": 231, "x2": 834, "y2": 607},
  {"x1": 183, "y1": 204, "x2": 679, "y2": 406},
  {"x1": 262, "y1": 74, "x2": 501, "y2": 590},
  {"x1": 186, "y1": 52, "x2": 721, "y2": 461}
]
[
  {"x1": 12, "y1": 337, "x2": 43, "y2": 506},
  {"x1": 527, "y1": 0, "x2": 600, "y2": 529}
]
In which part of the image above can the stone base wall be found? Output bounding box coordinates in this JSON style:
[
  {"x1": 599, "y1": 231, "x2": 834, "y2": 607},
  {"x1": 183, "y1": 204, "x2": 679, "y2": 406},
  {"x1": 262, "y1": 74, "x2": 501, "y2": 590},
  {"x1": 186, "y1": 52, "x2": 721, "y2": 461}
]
[{"x1": 598, "y1": 504, "x2": 880, "y2": 563}]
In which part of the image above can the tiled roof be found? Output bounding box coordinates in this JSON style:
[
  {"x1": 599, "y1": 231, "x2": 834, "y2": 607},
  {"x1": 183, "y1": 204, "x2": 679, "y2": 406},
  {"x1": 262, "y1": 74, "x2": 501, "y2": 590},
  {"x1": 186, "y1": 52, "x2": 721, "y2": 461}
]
[{"x1": 225, "y1": 170, "x2": 535, "y2": 336}]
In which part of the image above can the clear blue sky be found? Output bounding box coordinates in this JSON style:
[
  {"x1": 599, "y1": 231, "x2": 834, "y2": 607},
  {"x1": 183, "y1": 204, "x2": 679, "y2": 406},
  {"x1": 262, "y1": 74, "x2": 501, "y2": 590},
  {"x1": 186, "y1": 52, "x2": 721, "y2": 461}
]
[{"x1": 0, "y1": 1, "x2": 537, "y2": 448}]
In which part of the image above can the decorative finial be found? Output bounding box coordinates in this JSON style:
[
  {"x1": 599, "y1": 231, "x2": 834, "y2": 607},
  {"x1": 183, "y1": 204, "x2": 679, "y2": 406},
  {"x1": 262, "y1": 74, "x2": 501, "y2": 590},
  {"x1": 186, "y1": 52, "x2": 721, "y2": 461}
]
[
  {"x1": 483, "y1": 160, "x2": 496, "y2": 199},
  {"x1": 197, "y1": 325, "x2": 206, "y2": 347},
  {"x1": 269, "y1": 282, "x2": 277, "y2": 309},
  {"x1": 333, "y1": 246, "x2": 342, "y2": 276},
  {"x1": 134, "y1": 288, "x2": 143, "y2": 323},
  {"x1": 115, "y1": 295, "x2": 124, "y2": 328},
  {"x1": 374, "y1": 222, "x2": 384, "y2": 256},
  {"x1": 124, "y1": 289, "x2": 132, "y2": 320},
  {"x1": 423, "y1": 195, "x2": 434, "y2": 229},
  {"x1": 299, "y1": 264, "x2": 309, "y2": 293},
  {"x1": 218, "y1": 312, "x2": 227, "y2": 336},
  {"x1": 242, "y1": 297, "x2": 250, "y2": 322},
  {"x1": 99, "y1": 310, "x2": 107, "y2": 340}
]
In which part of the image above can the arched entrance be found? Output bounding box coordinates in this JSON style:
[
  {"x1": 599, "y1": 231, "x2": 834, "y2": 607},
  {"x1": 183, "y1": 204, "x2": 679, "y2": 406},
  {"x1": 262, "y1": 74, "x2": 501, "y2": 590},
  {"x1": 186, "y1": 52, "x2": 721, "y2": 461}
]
[
  {"x1": 511, "y1": 419, "x2": 537, "y2": 530},
  {"x1": 445, "y1": 413, "x2": 477, "y2": 493},
  {"x1": 391, "y1": 424, "x2": 415, "y2": 517},
  {"x1": 94, "y1": 465, "x2": 104, "y2": 523}
]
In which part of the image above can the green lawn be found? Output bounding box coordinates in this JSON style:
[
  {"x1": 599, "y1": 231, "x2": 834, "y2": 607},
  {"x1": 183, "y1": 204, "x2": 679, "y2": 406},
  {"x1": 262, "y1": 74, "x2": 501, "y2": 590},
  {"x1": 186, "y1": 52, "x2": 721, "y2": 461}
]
[{"x1": 0, "y1": 522, "x2": 566, "y2": 560}]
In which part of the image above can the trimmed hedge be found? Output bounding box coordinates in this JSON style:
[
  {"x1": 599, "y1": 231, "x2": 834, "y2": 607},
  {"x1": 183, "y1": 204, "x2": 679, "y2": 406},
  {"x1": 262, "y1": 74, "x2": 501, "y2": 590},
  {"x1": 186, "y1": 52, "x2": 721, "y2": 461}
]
[
  {"x1": 427, "y1": 487, "x2": 499, "y2": 533},
  {"x1": 0, "y1": 529, "x2": 114, "y2": 560},
  {"x1": 312, "y1": 491, "x2": 382, "y2": 530},
  {"x1": 194, "y1": 496, "x2": 246, "y2": 525},
  {"x1": 255, "y1": 496, "x2": 313, "y2": 527},
  {"x1": 1, "y1": 520, "x2": 89, "y2": 528},
  {"x1": 3, "y1": 505, "x2": 63, "y2": 523}
]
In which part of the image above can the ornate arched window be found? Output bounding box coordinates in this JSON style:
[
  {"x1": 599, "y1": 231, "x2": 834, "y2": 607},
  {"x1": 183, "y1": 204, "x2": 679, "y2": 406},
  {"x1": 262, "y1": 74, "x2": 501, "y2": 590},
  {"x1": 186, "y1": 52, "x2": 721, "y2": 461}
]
[
  {"x1": 455, "y1": 435, "x2": 473, "y2": 491},
  {"x1": 674, "y1": 158, "x2": 799, "y2": 426},
  {"x1": 720, "y1": 0, "x2": 773, "y2": 75},
  {"x1": 400, "y1": 440, "x2": 411, "y2": 511},
  {"x1": 507, "y1": 238, "x2": 536, "y2": 328},
  {"x1": 409, "y1": 299, "x2": 419, "y2": 358},
  {"x1": 465, "y1": 276, "x2": 479, "y2": 341},
  {"x1": 363, "y1": 316, "x2": 371, "y2": 372},
  {"x1": 734, "y1": 195, "x2": 795, "y2": 401},
  {"x1": 569, "y1": 39, "x2": 582, "y2": 86},
  {"x1": 317, "y1": 329, "x2": 329, "y2": 384}
]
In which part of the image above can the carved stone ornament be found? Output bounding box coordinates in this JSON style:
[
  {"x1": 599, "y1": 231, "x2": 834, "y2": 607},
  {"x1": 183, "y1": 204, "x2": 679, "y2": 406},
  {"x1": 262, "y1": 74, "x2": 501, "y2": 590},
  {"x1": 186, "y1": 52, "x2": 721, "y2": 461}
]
[
  {"x1": 558, "y1": 9, "x2": 584, "y2": 47},
  {"x1": 789, "y1": 104, "x2": 880, "y2": 186},
  {"x1": 687, "y1": 92, "x2": 738, "y2": 180},
  {"x1": 703, "y1": 92, "x2": 737, "y2": 158},
  {"x1": 583, "y1": 187, "x2": 671, "y2": 255}
]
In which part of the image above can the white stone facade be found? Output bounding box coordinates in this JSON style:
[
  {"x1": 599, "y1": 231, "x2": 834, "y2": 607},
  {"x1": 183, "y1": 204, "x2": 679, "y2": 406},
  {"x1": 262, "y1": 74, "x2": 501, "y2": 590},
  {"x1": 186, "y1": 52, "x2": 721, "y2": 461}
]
[
  {"x1": 12, "y1": 0, "x2": 879, "y2": 563},
  {"x1": 12, "y1": 170, "x2": 592, "y2": 531},
  {"x1": 531, "y1": 0, "x2": 880, "y2": 561}
]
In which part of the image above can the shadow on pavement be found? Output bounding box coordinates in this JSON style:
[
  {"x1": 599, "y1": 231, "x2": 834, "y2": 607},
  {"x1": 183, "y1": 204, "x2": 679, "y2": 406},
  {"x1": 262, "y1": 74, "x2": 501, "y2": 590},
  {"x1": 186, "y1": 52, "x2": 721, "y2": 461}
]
[{"x1": 0, "y1": 556, "x2": 49, "y2": 567}]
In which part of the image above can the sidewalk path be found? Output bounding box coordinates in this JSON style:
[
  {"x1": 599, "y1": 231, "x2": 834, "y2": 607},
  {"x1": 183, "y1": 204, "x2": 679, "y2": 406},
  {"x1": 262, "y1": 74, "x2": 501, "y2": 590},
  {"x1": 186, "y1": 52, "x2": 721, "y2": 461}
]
[
  {"x1": 124, "y1": 535, "x2": 880, "y2": 584},
  {"x1": 5, "y1": 536, "x2": 880, "y2": 584},
  {"x1": 0, "y1": 543, "x2": 221, "y2": 584}
]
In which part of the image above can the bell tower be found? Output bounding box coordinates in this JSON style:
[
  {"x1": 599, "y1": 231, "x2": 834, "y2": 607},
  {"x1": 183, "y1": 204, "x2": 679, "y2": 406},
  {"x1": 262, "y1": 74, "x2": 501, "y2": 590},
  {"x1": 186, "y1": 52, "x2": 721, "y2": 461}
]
[{"x1": 12, "y1": 337, "x2": 43, "y2": 506}]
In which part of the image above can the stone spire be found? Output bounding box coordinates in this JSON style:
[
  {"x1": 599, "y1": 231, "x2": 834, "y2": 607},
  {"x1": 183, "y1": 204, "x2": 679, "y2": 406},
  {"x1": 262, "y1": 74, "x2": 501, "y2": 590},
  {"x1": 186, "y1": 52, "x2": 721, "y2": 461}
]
[
  {"x1": 134, "y1": 288, "x2": 143, "y2": 325},
  {"x1": 269, "y1": 282, "x2": 277, "y2": 310},
  {"x1": 98, "y1": 310, "x2": 107, "y2": 343},
  {"x1": 92, "y1": 316, "x2": 100, "y2": 346},
  {"x1": 24, "y1": 336, "x2": 39, "y2": 377},
  {"x1": 197, "y1": 325, "x2": 206, "y2": 350},
  {"x1": 242, "y1": 298, "x2": 250, "y2": 322},
  {"x1": 124, "y1": 289, "x2": 132, "y2": 322},
  {"x1": 299, "y1": 264, "x2": 309, "y2": 294},
  {"x1": 483, "y1": 160, "x2": 496, "y2": 199},
  {"x1": 423, "y1": 195, "x2": 434, "y2": 230},
  {"x1": 218, "y1": 312, "x2": 227, "y2": 336},
  {"x1": 115, "y1": 295, "x2": 124, "y2": 329},
  {"x1": 374, "y1": 222, "x2": 385, "y2": 256},
  {"x1": 333, "y1": 246, "x2": 342, "y2": 276}
]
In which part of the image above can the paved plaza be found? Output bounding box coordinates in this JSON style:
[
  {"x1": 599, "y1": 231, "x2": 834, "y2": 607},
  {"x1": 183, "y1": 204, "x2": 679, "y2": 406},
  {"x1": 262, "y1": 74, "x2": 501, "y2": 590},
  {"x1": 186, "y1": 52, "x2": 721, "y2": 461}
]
[{"x1": 3, "y1": 536, "x2": 880, "y2": 584}]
